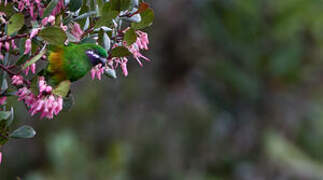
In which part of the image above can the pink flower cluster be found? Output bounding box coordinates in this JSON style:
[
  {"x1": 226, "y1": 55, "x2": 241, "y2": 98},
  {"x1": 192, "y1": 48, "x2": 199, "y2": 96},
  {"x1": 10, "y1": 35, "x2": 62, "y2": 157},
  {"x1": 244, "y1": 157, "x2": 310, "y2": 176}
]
[
  {"x1": 51, "y1": 0, "x2": 64, "y2": 16},
  {"x1": 12, "y1": 0, "x2": 45, "y2": 20},
  {"x1": 106, "y1": 30, "x2": 150, "y2": 77},
  {"x1": 0, "y1": 40, "x2": 17, "y2": 60},
  {"x1": 16, "y1": 77, "x2": 63, "y2": 119},
  {"x1": 70, "y1": 23, "x2": 83, "y2": 41},
  {"x1": 24, "y1": 61, "x2": 36, "y2": 75},
  {"x1": 11, "y1": 75, "x2": 24, "y2": 85},
  {"x1": 91, "y1": 64, "x2": 105, "y2": 80}
]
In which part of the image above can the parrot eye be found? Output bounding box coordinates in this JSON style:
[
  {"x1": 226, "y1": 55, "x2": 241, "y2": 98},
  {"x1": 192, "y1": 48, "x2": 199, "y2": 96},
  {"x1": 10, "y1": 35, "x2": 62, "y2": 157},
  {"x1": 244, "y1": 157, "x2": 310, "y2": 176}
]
[{"x1": 86, "y1": 50, "x2": 106, "y2": 65}]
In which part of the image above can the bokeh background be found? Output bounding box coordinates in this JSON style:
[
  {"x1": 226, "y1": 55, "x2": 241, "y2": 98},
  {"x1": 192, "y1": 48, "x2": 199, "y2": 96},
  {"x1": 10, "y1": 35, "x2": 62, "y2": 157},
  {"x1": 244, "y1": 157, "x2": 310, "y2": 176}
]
[{"x1": 3, "y1": 0, "x2": 323, "y2": 179}]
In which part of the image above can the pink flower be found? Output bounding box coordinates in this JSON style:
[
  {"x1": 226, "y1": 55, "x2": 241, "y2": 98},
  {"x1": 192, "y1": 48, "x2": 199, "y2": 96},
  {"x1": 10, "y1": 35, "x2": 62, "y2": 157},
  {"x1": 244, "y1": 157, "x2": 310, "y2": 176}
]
[
  {"x1": 120, "y1": 29, "x2": 150, "y2": 69},
  {"x1": 60, "y1": 23, "x2": 68, "y2": 32},
  {"x1": 4, "y1": 41, "x2": 9, "y2": 51},
  {"x1": 24, "y1": 62, "x2": 36, "y2": 75},
  {"x1": 0, "y1": 96, "x2": 7, "y2": 105},
  {"x1": 127, "y1": 43, "x2": 150, "y2": 66},
  {"x1": 16, "y1": 77, "x2": 64, "y2": 119},
  {"x1": 71, "y1": 23, "x2": 83, "y2": 41},
  {"x1": 41, "y1": 15, "x2": 55, "y2": 26},
  {"x1": 113, "y1": 57, "x2": 128, "y2": 76},
  {"x1": 51, "y1": 0, "x2": 64, "y2": 16},
  {"x1": 47, "y1": 15, "x2": 55, "y2": 25},
  {"x1": 17, "y1": 87, "x2": 35, "y2": 107},
  {"x1": 30, "y1": 28, "x2": 40, "y2": 39},
  {"x1": 11, "y1": 39, "x2": 17, "y2": 49},
  {"x1": 38, "y1": 76, "x2": 52, "y2": 93},
  {"x1": 12, "y1": 75, "x2": 24, "y2": 86},
  {"x1": 90, "y1": 64, "x2": 105, "y2": 80},
  {"x1": 136, "y1": 30, "x2": 149, "y2": 50},
  {"x1": 41, "y1": 17, "x2": 48, "y2": 26},
  {"x1": 24, "y1": 39, "x2": 32, "y2": 54},
  {"x1": 14, "y1": 0, "x2": 44, "y2": 19},
  {"x1": 0, "y1": 152, "x2": 2, "y2": 165}
]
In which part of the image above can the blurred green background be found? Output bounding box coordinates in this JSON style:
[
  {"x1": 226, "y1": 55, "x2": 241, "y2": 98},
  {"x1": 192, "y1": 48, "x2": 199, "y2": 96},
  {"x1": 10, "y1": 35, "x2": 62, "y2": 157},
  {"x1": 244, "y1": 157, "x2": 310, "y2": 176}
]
[{"x1": 4, "y1": 0, "x2": 323, "y2": 179}]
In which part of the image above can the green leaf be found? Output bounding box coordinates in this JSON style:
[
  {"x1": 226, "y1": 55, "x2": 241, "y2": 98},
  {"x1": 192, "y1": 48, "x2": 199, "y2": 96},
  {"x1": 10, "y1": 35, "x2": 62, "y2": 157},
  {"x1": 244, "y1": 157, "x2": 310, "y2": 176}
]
[
  {"x1": 7, "y1": 13, "x2": 24, "y2": 35},
  {"x1": 30, "y1": 77, "x2": 39, "y2": 95},
  {"x1": 111, "y1": 0, "x2": 131, "y2": 11},
  {"x1": 124, "y1": 28, "x2": 137, "y2": 45},
  {"x1": 111, "y1": 46, "x2": 132, "y2": 57},
  {"x1": 23, "y1": 49, "x2": 46, "y2": 69},
  {"x1": 0, "y1": 111, "x2": 11, "y2": 121},
  {"x1": 131, "y1": 8, "x2": 154, "y2": 30},
  {"x1": 53, "y1": 80, "x2": 71, "y2": 97},
  {"x1": 16, "y1": 54, "x2": 29, "y2": 66},
  {"x1": 6, "y1": 107, "x2": 14, "y2": 128},
  {"x1": 0, "y1": 3, "x2": 15, "y2": 17},
  {"x1": 9, "y1": 125, "x2": 36, "y2": 139},
  {"x1": 76, "y1": 2, "x2": 90, "y2": 27},
  {"x1": 42, "y1": 0, "x2": 59, "y2": 18},
  {"x1": 94, "y1": 10, "x2": 119, "y2": 28},
  {"x1": 39, "y1": 27, "x2": 67, "y2": 45},
  {"x1": 69, "y1": 0, "x2": 82, "y2": 11}
]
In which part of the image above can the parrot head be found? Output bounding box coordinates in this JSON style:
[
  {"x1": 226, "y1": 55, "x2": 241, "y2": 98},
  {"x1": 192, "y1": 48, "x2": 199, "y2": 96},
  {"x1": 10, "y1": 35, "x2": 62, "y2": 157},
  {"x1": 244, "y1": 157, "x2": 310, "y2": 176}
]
[{"x1": 85, "y1": 45, "x2": 108, "y2": 66}]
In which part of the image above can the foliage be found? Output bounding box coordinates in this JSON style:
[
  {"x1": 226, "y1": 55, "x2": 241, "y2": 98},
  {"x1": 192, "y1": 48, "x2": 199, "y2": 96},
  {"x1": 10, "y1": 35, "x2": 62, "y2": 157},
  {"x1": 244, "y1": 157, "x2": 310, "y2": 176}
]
[{"x1": 0, "y1": 0, "x2": 154, "y2": 165}]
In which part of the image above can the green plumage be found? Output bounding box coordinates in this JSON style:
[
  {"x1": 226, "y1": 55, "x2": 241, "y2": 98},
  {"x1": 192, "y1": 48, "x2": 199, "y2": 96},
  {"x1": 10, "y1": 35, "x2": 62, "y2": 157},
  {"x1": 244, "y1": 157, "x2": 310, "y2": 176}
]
[{"x1": 45, "y1": 43, "x2": 107, "y2": 85}]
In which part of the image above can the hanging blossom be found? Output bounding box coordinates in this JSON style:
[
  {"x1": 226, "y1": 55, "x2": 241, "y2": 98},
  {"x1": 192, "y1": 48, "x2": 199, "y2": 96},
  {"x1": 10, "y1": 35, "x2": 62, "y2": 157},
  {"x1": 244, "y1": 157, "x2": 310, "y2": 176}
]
[
  {"x1": 105, "y1": 29, "x2": 150, "y2": 77},
  {"x1": 90, "y1": 64, "x2": 105, "y2": 80},
  {"x1": 24, "y1": 61, "x2": 36, "y2": 75},
  {"x1": 10, "y1": 0, "x2": 45, "y2": 20},
  {"x1": 16, "y1": 77, "x2": 63, "y2": 119},
  {"x1": 51, "y1": 0, "x2": 64, "y2": 16},
  {"x1": 11, "y1": 75, "x2": 24, "y2": 86},
  {"x1": 0, "y1": 96, "x2": 7, "y2": 105},
  {"x1": 0, "y1": 38, "x2": 18, "y2": 60},
  {"x1": 70, "y1": 23, "x2": 83, "y2": 42}
]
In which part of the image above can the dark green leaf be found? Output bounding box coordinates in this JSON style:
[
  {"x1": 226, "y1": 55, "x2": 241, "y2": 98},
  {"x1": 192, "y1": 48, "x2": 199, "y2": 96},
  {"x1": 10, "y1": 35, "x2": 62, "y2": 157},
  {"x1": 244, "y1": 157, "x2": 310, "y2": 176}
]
[
  {"x1": 111, "y1": 0, "x2": 131, "y2": 11},
  {"x1": 77, "y1": 2, "x2": 90, "y2": 26},
  {"x1": 9, "y1": 125, "x2": 36, "y2": 139},
  {"x1": 131, "y1": 8, "x2": 154, "y2": 30},
  {"x1": 7, "y1": 13, "x2": 24, "y2": 35},
  {"x1": 124, "y1": 28, "x2": 137, "y2": 45},
  {"x1": 0, "y1": 3, "x2": 15, "y2": 17},
  {"x1": 15, "y1": 54, "x2": 29, "y2": 66},
  {"x1": 42, "y1": 0, "x2": 59, "y2": 18},
  {"x1": 69, "y1": 0, "x2": 82, "y2": 11},
  {"x1": 94, "y1": 10, "x2": 119, "y2": 28},
  {"x1": 111, "y1": 46, "x2": 132, "y2": 57},
  {"x1": 30, "y1": 77, "x2": 39, "y2": 95},
  {"x1": 53, "y1": 80, "x2": 71, "y2": 97},
  {"x1": 39, "y1": 27, "x2": 67, "y2": 45}
]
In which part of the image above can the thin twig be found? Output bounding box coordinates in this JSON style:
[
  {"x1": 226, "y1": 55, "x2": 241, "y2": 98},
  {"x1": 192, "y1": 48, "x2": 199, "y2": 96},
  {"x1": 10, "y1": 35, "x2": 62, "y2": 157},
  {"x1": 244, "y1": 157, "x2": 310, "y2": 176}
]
[{"x1": 0, "y1": 33, "x2": 28, "y2": 43}]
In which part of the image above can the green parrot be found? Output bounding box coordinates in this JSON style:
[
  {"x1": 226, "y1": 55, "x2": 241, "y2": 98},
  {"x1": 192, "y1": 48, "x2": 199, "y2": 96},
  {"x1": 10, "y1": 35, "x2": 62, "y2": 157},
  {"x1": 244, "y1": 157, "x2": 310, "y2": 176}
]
[{"x1": 45, "y1": 43, "x2": 108, "y2": 86}]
